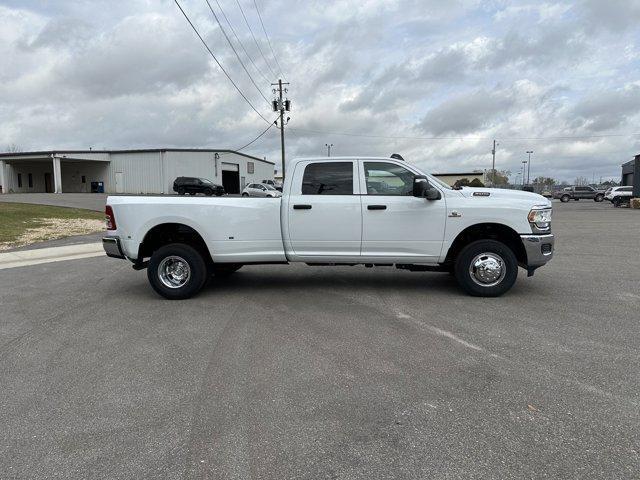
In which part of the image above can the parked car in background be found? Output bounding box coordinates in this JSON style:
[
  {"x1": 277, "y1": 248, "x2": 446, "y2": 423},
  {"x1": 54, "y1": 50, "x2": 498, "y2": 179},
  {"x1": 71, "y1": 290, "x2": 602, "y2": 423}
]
[
  {"x1": 553, "y1": 185, "x2": 605, "y2": 202},
  {"x1": 173, "y1": 177, "x2": 225, "y2": 196},
  {"x1": 605, "y1": 186, "x2": 633, "y2": 207},
  {"x1": 242, "y1": 183, "x2": 282, "y2": 197},
  {"x1": 541, "y1": 190, "x2": 553, "y2": 198},
  {"x1": 262, "y1": 179, "x2": 282, "y2": 191}
]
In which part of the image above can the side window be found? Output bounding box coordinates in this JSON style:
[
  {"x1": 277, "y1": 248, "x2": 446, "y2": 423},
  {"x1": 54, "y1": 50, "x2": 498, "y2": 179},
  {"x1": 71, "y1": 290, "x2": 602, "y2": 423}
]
[
  {"x1": 17, "y1": 173, "x2": 22, "y2": 188},
  {"x1": 622, "y1": 187, "x2": 632, "y2": 192},
  {"x1": 363, "y1": 162, "x2": 414, "y2": 196},
  {"x1": 302, "y1": 162, "x2": 353, "y2": 195},
  {"x1": 28, "y1": 173, "x2": 33, "y2": 188},
  {"x1": 247, "y1": 162, "x2": 254, "y2": 174}
]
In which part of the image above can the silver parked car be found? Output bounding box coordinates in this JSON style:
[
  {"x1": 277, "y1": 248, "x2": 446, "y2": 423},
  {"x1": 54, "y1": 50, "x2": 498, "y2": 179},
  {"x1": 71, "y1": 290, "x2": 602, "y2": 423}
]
[{"x1": 242, "y1": 183, "x2": 282, "y2": 197}]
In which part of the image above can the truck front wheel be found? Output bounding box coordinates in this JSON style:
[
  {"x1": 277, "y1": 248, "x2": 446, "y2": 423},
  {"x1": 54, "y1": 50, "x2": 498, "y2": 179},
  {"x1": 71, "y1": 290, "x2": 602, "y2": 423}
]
[
  {"x1": 560, "y1": 195, "x2": 570, "y2": 202},
  {"x1": 454, "y1": 240, "x2": 518, "y2": 297},
  {"x1": 147, "y1": 244, "x2": 208, "y2": 299}
]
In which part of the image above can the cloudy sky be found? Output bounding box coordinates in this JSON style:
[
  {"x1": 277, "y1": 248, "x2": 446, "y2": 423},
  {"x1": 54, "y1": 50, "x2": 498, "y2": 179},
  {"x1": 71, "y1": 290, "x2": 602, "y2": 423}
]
[{"x1": 1, "y1": 0, "x2": 639, "y2": 182}]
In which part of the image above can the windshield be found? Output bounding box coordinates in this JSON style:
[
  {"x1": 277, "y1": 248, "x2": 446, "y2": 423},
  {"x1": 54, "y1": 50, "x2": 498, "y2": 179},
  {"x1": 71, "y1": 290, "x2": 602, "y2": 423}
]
[
  {"x1": 200, "y1": 178, "x2": 214, "y2": 184},
  {"x1": 402, "y1": 162, "x2": 452, "y2": 190},
  {"x1": 427, "y1": 174, "x2": 453, "y2": 190},
  {"x1": 264, "y1": 184, "x2": 276, "y2": 190}
]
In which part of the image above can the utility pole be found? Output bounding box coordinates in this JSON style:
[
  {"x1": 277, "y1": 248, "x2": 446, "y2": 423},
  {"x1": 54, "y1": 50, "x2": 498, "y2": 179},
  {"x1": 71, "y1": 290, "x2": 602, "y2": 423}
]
[
  {"x1": 325, "y1": 143, "x2": 333, "y2": 157},
  {"x1": 526, "y1": 151, "x2": 533, "y2": 185},
  {"x1": 272, "y1": 79, "x2": 290, "y2": 180},
  {"x1": 490, "y1": 139, "x2": 497, "y2": 187}
]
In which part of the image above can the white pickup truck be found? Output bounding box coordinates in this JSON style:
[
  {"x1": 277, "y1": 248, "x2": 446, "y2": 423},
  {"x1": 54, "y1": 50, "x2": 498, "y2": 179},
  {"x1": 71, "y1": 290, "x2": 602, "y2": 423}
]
[{"x1": 103, "y1": 156, "x2": 554, "y2": 299}]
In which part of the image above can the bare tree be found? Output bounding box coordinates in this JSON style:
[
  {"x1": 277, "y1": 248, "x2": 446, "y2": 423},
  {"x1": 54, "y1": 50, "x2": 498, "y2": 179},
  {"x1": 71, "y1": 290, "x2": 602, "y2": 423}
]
[
  {"x1": 574, "y1": 176, "x2": 589, "y2": 186},
  {"x1": 3, "y1": 144, "x2": 21, "y2": 153}
]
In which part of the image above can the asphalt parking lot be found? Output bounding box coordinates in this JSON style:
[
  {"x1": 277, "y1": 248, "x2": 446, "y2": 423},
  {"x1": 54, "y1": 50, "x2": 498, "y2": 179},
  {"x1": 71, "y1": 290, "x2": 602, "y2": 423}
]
[{"x1": 0, "y1": 201, "x2": 638, "y2": 479}]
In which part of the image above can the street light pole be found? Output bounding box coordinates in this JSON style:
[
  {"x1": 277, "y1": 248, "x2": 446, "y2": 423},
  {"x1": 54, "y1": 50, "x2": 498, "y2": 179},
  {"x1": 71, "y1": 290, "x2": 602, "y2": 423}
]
[
  {"x1": 522, "y1": 161, "x2": 527, "y2": 188},
  {"x1": 325, "y1": 143, "x2": 333, "y2": 157},
  {"x1": 526, "y1": 151, "x2": 533, "y2": 185}
]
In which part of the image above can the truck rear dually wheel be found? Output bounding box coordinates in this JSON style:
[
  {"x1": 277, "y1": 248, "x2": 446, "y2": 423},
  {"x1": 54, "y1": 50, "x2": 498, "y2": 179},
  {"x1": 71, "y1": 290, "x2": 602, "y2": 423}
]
[
  {"x1": 454, "y1": 240, "x2": 518, "y2": 297},
  {"x1": 148, "y1": 244, "x2": 208, "y2": 299}
]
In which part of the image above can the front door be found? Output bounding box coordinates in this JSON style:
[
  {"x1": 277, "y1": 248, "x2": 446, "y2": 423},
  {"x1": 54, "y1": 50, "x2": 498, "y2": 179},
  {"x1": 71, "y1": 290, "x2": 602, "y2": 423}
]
[
  {"x1": 44, "y1": 173, "x2": 53, "y2": 193},
  {"x1": 287, "y1": 160, "x2": 362, "y2": 258},
  {"x1": 115, "y1": 172, "x2": 124, "y2": 193},
  {"x1": 359, "y1": 160, "x2": 446, "y2": 262}
]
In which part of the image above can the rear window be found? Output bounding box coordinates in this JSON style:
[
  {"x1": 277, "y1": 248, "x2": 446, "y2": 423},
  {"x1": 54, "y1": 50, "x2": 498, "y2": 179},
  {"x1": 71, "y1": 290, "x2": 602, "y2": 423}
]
[
  {"x1": 302, "y1": 162, "x2": 353, "y2": 195},
  {"x1": 621, "y1": 187, "x2": 633, "y2": 192}
]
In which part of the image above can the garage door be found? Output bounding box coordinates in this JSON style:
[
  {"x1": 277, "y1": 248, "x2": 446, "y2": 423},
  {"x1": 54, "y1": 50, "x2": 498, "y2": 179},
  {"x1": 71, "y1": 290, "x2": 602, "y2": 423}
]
[{"x1": 221, "y1": 163, "x2": 240, "y2": 194}]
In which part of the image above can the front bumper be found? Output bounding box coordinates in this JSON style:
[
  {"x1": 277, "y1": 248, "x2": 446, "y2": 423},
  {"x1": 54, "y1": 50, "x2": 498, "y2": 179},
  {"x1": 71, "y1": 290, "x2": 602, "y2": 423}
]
[
  {"x1": 520, "y1": 233, "x2": 554, "y2": 269},
  {"x1": 103, "y1": 236, "x2": 126, "y2": 259}
]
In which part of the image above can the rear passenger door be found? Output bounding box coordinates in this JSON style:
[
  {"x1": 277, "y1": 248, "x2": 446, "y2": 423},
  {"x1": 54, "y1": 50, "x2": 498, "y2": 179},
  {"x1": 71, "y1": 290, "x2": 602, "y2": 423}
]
[{"x1": 286, "y1": 160, "x2": 362, "y2": 259}]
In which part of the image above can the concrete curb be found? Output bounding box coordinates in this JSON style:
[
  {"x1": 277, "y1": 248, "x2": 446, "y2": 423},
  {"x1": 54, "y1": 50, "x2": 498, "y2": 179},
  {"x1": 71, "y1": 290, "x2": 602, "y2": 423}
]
[{"x1": 0, "y1": 243, "x2": 104, "y2": 270}]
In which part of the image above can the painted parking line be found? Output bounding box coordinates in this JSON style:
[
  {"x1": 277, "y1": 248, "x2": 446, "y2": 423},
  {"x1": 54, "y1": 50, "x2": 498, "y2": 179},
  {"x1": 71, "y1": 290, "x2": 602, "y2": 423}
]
[{"x1": 0, "y1": 243, "x2": 104, "y2": 270}]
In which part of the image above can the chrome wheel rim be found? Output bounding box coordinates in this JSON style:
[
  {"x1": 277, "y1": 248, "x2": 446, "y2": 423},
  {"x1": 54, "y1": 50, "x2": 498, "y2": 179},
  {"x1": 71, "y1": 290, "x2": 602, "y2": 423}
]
[
  {"x1": 469, "y1": 252, "x2": 506, "y2": 287},
  {"x1": 158, "y1": 256, "x2": 191, "y2": 289}
]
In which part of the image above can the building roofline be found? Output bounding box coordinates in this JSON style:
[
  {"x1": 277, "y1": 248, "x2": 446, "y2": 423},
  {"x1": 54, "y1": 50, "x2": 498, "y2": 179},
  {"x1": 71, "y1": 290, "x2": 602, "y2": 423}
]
[
  {"x1": 0, "y1": 148, "x2": 274, "y2": 165},
  {"x1": 432, "y1": 172, "x2": 483, "y2": 176}
]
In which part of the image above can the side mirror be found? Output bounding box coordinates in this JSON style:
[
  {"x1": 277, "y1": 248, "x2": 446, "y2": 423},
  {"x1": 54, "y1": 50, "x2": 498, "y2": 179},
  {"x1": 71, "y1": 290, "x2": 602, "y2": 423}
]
[{"x1": 413, "y1": 176, "x2": 441, "y2": 200}]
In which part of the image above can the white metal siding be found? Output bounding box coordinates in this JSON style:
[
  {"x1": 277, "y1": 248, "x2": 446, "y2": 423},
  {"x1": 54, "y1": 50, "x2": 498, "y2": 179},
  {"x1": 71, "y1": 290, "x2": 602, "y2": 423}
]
[{"x1": 108, "y1": 152, "x2": 163, "y2": 194}]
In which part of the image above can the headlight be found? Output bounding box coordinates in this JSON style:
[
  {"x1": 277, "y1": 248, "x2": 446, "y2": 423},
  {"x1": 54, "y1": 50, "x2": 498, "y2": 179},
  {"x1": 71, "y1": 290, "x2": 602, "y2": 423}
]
[{"x1": 528, "y1": 207, "x2": 552, "y2": 232}]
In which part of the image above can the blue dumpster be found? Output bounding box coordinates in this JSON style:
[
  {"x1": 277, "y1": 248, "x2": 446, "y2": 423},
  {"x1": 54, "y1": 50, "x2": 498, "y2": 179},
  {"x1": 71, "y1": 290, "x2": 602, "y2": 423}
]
[{"x1": 91, "y1": 181, "x2": 104, "y2": 193}]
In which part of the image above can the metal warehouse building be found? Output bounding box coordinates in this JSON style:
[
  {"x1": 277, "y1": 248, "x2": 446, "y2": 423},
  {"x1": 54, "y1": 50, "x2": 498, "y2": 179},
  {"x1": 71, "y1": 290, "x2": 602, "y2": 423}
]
[{"x1": 0, "y1": 149, "x2": 274, "y2": 195}]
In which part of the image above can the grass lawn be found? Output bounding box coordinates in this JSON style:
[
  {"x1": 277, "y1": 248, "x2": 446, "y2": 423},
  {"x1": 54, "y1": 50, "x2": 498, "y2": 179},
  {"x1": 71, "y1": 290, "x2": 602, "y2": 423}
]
[{"x1": 0, "y1": 203, "x2": 105, "y2": 249}]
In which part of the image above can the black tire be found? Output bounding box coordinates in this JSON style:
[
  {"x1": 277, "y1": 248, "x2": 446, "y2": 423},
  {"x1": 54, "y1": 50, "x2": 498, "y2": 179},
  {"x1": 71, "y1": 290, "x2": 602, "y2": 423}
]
[
  {"x1": 560, "y1": 195, "x2": 570, "y2": 202},
  {"x1": 574, "y1": 198, "x2": 579, "y2": 201},
  {"x1": 212, "y1": 264, "x2": 243, "y2": 277},
  {"x1": 454, "y1": 240, "x2": 518, "y2": 297},
  {"x1": 595, "y1": 194, "x2": 604, "y2": 202},
  {"x1": 204, "y1": 188, "x2": 213, "y2": 196},
  {"x1": 613, "y1": 197, "x2": 621, "y2": 207},
  {"x1": 242, "y1": 193, "x2": 249, "y2": 197},
  {"x1": 178, "y1": 187, "x2": 186, "y2": 195},
  {"x1": 147, "y1": 244, "x2": 208, "y2": 300},
  {"x1": 189, "y1": 192, "x2": 196, "y2": 196}
]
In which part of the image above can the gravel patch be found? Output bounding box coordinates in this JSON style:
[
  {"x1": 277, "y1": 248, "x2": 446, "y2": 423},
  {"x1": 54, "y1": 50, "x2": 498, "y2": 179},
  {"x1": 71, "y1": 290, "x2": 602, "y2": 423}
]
[{"x1": 0, "y1": 218, "x2": 105, "y2": 251}]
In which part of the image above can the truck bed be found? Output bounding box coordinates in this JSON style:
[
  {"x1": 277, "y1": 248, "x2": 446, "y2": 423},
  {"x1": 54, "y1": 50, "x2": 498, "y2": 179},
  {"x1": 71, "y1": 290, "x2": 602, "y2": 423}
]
[{"x1": 107, "y1": 196, "x2": 286, "y2": 263}]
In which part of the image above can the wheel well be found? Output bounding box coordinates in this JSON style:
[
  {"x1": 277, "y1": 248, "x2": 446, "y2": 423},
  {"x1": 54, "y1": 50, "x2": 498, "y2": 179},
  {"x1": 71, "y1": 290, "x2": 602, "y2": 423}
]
[
  {"x1": 445, "y1": 223, "x2": 526, "y2": 266},
  {"x1": 138, "y1": 223, "x2": 213, "y2": 265}
]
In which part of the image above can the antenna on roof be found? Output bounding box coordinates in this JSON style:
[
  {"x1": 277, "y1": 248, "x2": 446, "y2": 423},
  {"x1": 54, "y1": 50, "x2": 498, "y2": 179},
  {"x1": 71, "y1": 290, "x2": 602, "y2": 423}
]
[{"x1": 390, "y1": 153, "x2": 404, "y2": 161}]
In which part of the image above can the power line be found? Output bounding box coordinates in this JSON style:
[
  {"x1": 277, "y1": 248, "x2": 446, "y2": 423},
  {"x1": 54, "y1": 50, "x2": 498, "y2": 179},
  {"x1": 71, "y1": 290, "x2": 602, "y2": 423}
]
[
  {"x1": 234, "y1": 0, "x2": 277, "y2": 78},
  {"x1": 203, "y1": 0, "x2": 270, "y2": 105},
  {"x1": 213, "y1": 0, "x2": 272, "y2": 85},
  {"x1": 252, "y1": 0, "x2": 284, "y2": 79},
  {"x1": 174, "y1": 0, "x2": 271, "y2": 124},
  {"x1": 235, "y1": 118, "x2": 278, "y2": 151},
  {"x1": 288, "y1": 127, "x2": 640, "y2": 142}
]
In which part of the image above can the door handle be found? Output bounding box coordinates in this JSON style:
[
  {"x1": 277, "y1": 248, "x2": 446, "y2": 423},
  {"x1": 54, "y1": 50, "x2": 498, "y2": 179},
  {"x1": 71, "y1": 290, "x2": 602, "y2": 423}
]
[
  {"x1": 367, "y1": 205, "x2": 387, "y2": 210},
  {"x1": 293, "y1": 204, "x2": 312, "y2": 210}
]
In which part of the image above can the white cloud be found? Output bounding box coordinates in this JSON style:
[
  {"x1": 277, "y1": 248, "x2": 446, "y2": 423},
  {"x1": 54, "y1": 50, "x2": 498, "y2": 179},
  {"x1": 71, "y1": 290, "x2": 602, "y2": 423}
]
[{"x1": 0, "y1": 0, "x2": 638, "y2": 182}]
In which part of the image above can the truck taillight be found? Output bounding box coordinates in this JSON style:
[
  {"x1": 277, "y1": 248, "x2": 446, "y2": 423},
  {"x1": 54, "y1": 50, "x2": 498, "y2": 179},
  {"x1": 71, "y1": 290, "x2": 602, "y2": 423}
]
[{"x1": 105, "y1": 205, "x2": 116, "y2": 230}]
